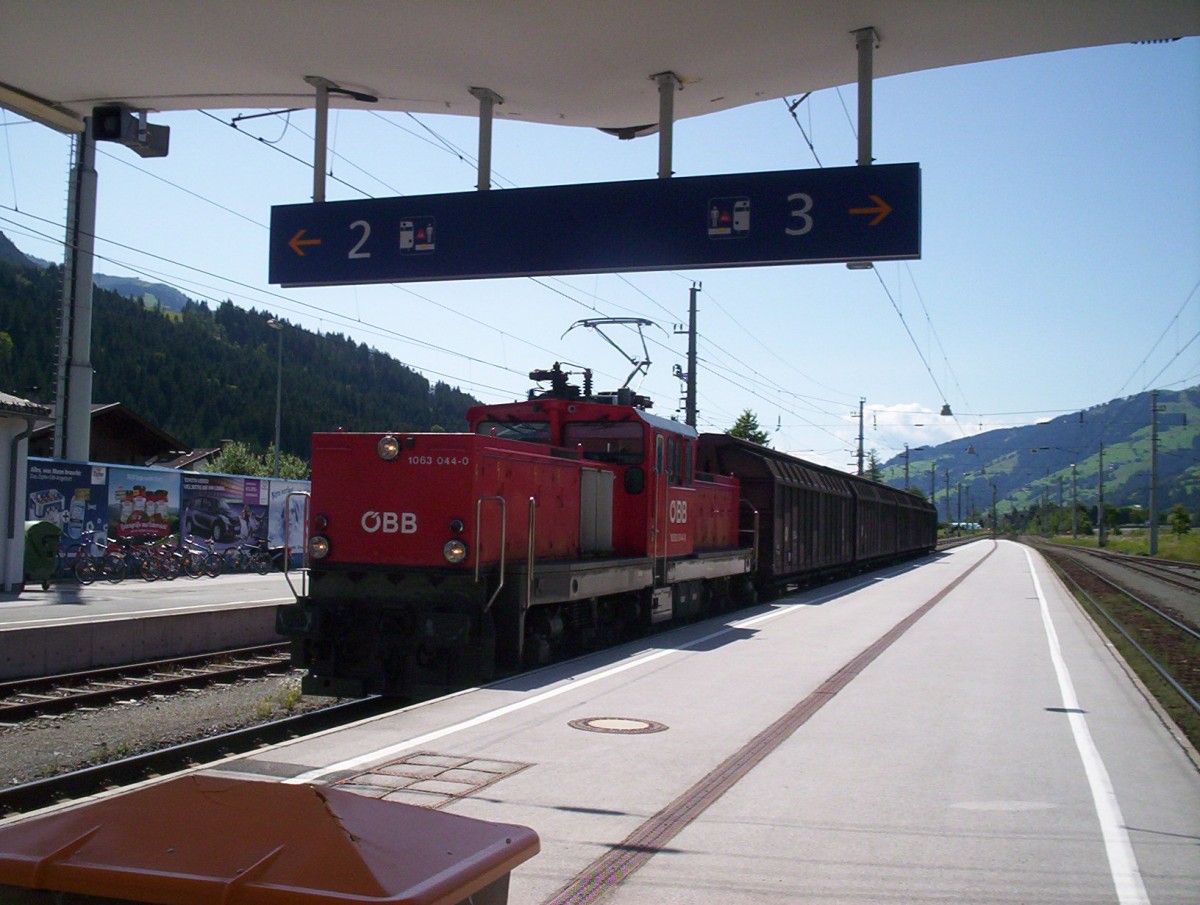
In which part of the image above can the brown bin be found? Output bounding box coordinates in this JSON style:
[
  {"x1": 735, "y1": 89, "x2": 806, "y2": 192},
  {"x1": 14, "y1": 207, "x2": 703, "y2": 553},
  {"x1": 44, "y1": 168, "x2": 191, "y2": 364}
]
[{"x1": 0, "y1": 774, "x2": 539, "y2": 904}]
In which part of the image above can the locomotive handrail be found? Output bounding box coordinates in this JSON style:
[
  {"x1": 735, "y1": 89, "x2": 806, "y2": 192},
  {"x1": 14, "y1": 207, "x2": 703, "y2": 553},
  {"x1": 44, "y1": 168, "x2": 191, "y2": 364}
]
[
  {"x1": 282, "y1": 490, "x2": 310, "y2": 599},
  {"x1": 475, "y1": 495, "x2": 506, "y2": 612},
  {"x1": 526, "y1": 496, "x2": 536, "y2": 611},
  {"x1": 739, "y1": 498, "x2": 760, "y2": 573}
]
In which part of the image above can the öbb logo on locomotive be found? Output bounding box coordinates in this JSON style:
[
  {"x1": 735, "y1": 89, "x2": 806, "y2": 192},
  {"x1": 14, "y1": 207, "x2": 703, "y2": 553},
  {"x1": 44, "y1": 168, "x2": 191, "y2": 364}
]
[
  {"x1": 668, "y1": 500, "x2": 688, "y2": 523},
  {"x1": 361, "y1": 511, "x2": 418, "y2": 534}
]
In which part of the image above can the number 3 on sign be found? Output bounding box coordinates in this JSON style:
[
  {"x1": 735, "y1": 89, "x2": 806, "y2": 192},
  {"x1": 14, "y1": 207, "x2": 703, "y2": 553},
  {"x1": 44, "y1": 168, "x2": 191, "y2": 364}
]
[{"x1": 785, "y1": 193, "x2": 813, "y2": 236}]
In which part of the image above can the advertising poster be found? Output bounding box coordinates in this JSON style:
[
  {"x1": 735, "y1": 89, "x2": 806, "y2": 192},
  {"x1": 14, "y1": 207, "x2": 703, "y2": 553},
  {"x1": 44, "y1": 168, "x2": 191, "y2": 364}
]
[
  {"x1": 26, "y1": 460, "x2": 108, "y2": 548},
  {"x1": 107, "y1": 466, "x2": 181, "y2": 542},
  {"x1": 267, "y1": 480, "x2": 308, "y2": 564},
  {"x1": 180, "y1": 474, "x2": 268, "y2": 550}
]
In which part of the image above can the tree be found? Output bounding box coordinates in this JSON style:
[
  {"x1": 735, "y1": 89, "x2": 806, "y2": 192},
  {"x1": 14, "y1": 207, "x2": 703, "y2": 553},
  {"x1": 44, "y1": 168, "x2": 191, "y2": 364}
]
[
  {"x1": 206, "y1": 441, "x2": 262, "y2": 477},
  {"x1": 728, "y1": 409, "x2": 770, "y2": 445},
  {"x1": 205, "y1": 441, "x2": 310, "y2": 480},
  {"x1": 866, "y1": 449, "x2": 882, "y2": 482},
  {"x1": 1168, "y1": 504, "x2": 1191, "y2": 536}
]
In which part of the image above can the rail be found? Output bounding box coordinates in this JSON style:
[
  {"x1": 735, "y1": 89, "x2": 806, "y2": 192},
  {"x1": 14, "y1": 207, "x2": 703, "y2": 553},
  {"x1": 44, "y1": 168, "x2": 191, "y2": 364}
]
[
  {"x1": 1054, "y1": 558, "x2": 1199, "y2": 716},
  {"x1": 475, "y1": 495, "x2": 507, "y2": 612},
  {"x1": 0, "y1": 644, "x2": 290, "y2": 721}
]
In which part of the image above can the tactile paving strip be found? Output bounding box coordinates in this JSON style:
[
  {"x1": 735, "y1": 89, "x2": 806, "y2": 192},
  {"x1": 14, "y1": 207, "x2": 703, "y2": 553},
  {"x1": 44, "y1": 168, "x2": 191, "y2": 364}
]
[{"x1": 333, "y1": 752, "x2": 532, "y2": 809}]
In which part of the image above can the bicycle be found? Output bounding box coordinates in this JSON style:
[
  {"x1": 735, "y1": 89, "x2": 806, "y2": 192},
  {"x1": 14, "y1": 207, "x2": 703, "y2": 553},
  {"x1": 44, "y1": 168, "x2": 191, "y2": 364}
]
[
  {"x1": 116, "y1": 537, "x2": 162, "y2": 582},
  {"x1": 182, "y1": 535, "x2": 224, "y2": 577},
  {"x1": 244, "y1": 538, "x2": 273, "y2": 575},
  {"x1": 60, "y1": 530, "x2": 125, "y2": 585}
]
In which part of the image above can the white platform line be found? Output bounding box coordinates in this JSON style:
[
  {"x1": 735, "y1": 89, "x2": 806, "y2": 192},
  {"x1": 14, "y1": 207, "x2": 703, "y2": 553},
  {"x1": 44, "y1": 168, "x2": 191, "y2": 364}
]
[
  {"x1": 283, "y1": 551, "x2": 987, "y2": 786},
  {"x1": 1024, "y1": 545, "x2": 1150, "y2": 905},
  {"x1": 282, "y1": 580, "x2": 876, "y2": 785},
  {"x1": 0, "y1": 598, "x2": 292, "y2": 629}
]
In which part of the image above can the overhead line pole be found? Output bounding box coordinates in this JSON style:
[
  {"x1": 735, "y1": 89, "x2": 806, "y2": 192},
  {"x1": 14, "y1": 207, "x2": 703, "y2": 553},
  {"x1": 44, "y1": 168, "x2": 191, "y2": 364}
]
[
  {"x1": 856, "y1": 398, "x2": 865, "y2": 476},
  {"x1": 685, "y1": 284, "x2": 698, "y2": 427},
  {"x1": 1149, "y1": 390, "x2": 1160, "y2": 555},
  {"x1": 56, "y1": 122, "x2": 98, "y2": 462}
]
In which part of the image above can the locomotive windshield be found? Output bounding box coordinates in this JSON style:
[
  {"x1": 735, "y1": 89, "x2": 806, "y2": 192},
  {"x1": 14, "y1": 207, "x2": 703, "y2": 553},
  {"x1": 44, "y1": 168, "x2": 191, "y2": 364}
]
[
  {"x1": 475, "y1": 420, "x2": 551, "y2": 443},
  {"x1": 563, "y1": 421, "x2": 644, "y2": 464}
]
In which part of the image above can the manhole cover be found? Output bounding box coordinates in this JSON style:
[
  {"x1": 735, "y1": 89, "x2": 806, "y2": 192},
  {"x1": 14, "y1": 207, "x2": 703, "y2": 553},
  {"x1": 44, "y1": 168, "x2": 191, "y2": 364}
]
[{"x1": 568, "y1": 717, "x2": 668, "y2": 735}]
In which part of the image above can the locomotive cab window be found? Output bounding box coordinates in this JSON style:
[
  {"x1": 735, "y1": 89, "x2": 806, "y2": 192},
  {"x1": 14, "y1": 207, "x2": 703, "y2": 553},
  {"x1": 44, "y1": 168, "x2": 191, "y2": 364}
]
[
  {"x1": 563, "y1": 421, "x2": 644, "y2": 464},
  {"x1": 475, "y1": 420, "x2": 551, "y2": 444}
]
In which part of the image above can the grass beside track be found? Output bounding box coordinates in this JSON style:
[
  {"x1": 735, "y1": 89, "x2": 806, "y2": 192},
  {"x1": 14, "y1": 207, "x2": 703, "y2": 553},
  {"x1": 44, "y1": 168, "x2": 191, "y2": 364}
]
[
  {"x1": 1049, "y1": 531, "x2": 1200, "y2": 564},
  {"x1": 1040, "y1": 553, "x2": 1200, "y2": 755}
]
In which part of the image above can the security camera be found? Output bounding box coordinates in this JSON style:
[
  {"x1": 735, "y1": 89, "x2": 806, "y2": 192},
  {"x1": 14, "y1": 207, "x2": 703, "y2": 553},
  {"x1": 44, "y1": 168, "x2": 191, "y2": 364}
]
[{"x1": 91, "y1": 104, "x2": 170, "y2": 158}]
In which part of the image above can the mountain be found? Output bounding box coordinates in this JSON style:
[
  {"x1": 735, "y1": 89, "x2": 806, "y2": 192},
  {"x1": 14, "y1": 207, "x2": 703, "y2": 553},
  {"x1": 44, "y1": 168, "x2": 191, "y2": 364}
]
[
  {"x1": 92, "y1": 274, "x2": 194, "y2": 312},
  {"x1": 0, "y1": 239, "x2": 479, "y2": 459},
  {"x1": 0, "y1": 232, "x2": 35, "y2": 269},
  {"x1": 877, "y1": 389, "x2": 1200, "y2": 520},
  {"x1": 0, "y1": 232, "x2": 211, "y2": 311}
]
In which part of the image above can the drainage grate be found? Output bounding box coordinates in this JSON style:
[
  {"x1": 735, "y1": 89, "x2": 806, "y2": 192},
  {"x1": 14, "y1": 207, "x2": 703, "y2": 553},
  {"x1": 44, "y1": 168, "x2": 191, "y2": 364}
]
[
  {"x1": 568, "y1": 717, "x2": 668, "y2": 735},
  {"x1": 334, "y1": 752, "x2": 532, "y2": 809}
]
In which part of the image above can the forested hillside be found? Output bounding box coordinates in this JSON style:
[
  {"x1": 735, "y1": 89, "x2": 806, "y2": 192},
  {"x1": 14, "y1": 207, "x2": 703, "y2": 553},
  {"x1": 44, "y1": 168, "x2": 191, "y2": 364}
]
[
  {"x1": 878, "y1": 387, "x2": 1200, "y2": 517},
  {"x1": 0, "y1": 252, "x2": 479, "y2": 459}
]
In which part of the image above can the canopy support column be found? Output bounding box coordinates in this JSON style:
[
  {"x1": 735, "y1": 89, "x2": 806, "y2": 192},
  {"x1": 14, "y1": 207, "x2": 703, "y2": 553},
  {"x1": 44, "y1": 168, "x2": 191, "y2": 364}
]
[
  {"x1": 304, "y1": 76, "x2": 378, "y2": 203},
  {"x1": 470, "y1": 87, "x2": 504, "y2": 191},
  {"x1": 653, "y1": 71, "x2": 680, "y2": 179},
  {"x1": 305, "y1": 76, "x2": 331, "y2": 202},
  {"x1": 852, "y1": 27, "x2": 879, "y2": 167}
]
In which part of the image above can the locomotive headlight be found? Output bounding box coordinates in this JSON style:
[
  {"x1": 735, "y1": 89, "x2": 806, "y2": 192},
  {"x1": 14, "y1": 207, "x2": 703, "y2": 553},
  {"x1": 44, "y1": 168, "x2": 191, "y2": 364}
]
[
  {"x1": 448, "y1": 518, "x2": 465, "y2": 535},
  {"x1": 309, "y1": 535, "x2": 331, "y2": 560},
  {"x1": 443, "y1": 539, "x2": 468, "y2": 564},
  {"x1": 377, "y1": 435, "x2": 401, "y2": 460}
]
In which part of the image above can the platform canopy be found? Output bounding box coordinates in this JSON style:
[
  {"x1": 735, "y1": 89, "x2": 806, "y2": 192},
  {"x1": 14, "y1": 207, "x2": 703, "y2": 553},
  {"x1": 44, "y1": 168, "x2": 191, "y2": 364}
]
[{"x1": 2, "y1": 1, "x2": 1197, "y2": 134}]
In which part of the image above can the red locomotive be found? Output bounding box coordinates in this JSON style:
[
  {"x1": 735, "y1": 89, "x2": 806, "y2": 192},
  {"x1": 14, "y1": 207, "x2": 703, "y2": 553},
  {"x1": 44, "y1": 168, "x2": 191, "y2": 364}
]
[{"x1": 277, "y1": 363, "x2": 937, "y2": 697}]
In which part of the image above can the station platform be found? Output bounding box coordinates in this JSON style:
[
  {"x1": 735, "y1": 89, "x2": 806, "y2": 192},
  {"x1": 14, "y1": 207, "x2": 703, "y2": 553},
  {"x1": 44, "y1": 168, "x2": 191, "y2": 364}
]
[
  {"x1": 204, "y1": 540, "x2": 1190, "y2": 897},
  {"x1": 4, "y1": 540, "x2": 1199, "y2": 903},
  {"x1": 0, "y1": 573, "x2": 291, "y2": 680}
]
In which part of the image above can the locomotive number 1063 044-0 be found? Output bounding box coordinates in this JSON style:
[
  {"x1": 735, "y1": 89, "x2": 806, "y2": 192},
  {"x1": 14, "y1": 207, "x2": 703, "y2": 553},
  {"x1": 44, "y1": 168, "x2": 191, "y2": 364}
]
[{"x1": 406, "y1": 455, "x2": 470, "y2": 466}]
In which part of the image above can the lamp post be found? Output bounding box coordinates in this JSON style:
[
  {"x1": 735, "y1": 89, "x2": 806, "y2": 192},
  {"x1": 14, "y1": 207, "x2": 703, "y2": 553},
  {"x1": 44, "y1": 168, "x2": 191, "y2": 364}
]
[{"x1": 267, "y1": 319, "x2": 283, "y2": 478}]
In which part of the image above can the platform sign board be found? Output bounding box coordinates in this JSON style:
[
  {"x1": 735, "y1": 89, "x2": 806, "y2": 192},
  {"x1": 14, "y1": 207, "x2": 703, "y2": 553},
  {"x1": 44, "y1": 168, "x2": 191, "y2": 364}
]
[{"x1": 269, "y1": 162, "x2": 919, "y2": 286}]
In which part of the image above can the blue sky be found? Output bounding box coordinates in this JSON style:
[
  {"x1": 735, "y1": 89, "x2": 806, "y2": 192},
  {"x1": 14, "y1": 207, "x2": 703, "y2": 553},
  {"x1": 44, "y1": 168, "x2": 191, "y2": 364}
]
[{"x1": 1, "y1": 38, "x2": 1197, "y2": 470}]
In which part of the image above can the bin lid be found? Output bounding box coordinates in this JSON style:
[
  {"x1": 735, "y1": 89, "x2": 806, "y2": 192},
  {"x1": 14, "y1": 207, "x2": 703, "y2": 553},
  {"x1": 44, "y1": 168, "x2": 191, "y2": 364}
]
[
  {"x1": 23, "y1": 520, "x2": 62, "y2": 538},
  {"x1": 0, "y1": 774, "x2": 539, "y2": 904}
]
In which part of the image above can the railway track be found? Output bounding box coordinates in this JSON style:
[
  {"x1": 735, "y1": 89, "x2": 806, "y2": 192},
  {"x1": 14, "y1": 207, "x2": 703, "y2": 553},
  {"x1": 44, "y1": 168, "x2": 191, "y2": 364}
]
[
  {"x1": 0, "y1": 644, "x2": 292, "y2": 722},
  {"x1": 1069, "y1": 545, "x2": 1200, "y2": 596},
  {"x1": 0, "y1": 696, "x2": 393, "y2": 816},
  {"x1": 1033, "y1": 540, "x2": 1200, "y2": 749}
]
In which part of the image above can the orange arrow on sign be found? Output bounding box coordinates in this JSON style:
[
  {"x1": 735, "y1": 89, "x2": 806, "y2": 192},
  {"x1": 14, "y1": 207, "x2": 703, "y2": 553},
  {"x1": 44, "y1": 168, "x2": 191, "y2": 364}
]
[
  {"x1": 849, "y1": 195, "x2": 892, "y2": 226},
  {"x1": 288, "y1": 229, "x2": 321, "y2": 256}
]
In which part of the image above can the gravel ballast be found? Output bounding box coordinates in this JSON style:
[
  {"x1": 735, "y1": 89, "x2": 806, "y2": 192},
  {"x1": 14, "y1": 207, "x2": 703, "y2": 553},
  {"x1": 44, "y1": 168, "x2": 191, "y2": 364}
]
[{"x1": 1, "y1": 673, "x2": 330, "y2": 787}]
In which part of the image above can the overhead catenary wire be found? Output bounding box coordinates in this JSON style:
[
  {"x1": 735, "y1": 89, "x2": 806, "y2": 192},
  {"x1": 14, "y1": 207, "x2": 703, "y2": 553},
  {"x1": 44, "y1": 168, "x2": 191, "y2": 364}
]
[
  {"x1": 1116, "y1": 274, "x2": 1200, "y2": 396},
  {"x1": 869, "y1": 266, "x2": 965, "y2": 436}
]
